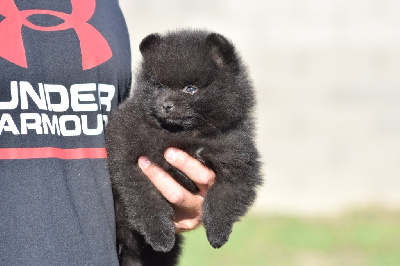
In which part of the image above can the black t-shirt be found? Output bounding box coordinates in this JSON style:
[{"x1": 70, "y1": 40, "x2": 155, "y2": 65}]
[{"x1": 0, "y1": 0, "x2": 131, "y2": 264}]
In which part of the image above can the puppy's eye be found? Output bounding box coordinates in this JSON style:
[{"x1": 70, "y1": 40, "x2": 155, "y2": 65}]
[
  {"x1": 158, "y1": 85, "x2": 166, "y2": 91},
  {"x1": 183, "y1": 85, "x2": 198, "y2": 95}
]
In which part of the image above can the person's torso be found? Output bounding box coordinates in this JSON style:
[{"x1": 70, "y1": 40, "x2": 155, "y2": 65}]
[{"x1": 0, "y1": 0, "x2": 131, "y2": 264}]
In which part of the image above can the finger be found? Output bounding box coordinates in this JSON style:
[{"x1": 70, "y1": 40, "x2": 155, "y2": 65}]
[
  {"x1": 164, "y1": 148, "x2": 215, "y2": 193},
  {"x1": 138, "y1": 156, "x2": 202, "y2": 210},
  {"x1": 173, "y1": 213, "x2": 202, "y2": 233}
]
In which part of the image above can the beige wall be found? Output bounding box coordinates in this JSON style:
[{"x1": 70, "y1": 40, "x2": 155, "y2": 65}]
[{"x1": 119, "y1": 0, "x2": 400, "y2": 215}]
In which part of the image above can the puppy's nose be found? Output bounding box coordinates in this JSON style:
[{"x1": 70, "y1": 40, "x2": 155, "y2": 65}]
[{"x1": 163, "y1": 101, "x2": 174, "y2": 113}]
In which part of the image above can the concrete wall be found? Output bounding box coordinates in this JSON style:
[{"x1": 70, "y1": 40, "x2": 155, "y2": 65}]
[{"x1": 119, "y1": 0, "x2": 400, "y2": 215}]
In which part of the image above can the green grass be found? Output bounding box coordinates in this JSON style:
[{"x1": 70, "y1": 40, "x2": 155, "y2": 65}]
[{"x1": 179, "y1": 209, "x2": 400, "y2": 266}]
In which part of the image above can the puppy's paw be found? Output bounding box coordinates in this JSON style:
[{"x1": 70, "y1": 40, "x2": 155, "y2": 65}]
[
  {"x1": 142, "y1": 217, "x2": 176, "y2": 252},
  {"x1": 203, "y1": 216, "x2": 233, "y2": 249}
]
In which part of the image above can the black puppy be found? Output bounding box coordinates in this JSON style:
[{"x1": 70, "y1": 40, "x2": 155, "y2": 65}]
[{"x1": 106, "y1": 29, "x2": 262, "y2": 265}]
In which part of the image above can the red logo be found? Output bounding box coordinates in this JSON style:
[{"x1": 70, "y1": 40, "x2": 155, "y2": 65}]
[{"x1": 0, "y1": 0, "x2": 112, "y2": 70}]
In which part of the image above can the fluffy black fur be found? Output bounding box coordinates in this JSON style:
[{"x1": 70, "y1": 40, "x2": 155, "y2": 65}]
[{"x1": 106, "y1": 29, "x2": 262, "y2": 266}]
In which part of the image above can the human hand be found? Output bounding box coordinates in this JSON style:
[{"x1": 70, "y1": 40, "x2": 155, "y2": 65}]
[{"x1": 138, "y1": 148, "x2": 215, "y2": 233}]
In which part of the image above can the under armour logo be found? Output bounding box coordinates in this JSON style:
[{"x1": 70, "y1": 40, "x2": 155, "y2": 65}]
[{"x1": 0, "y1": 0, "x2": 112, "y2": 70}]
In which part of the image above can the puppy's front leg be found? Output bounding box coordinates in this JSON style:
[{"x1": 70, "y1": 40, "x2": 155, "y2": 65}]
[
  {"x1": 116, "y1": 165, "x2": 177, "y2": 252},
  {"x1": 202, "y1": 159, "x2": 260, "y2": 248}
]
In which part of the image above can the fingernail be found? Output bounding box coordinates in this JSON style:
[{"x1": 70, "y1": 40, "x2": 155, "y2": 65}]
[
  {"x1": 164, "y1": 148, "x2": 178, "y2": 161},
  {"x1": 138, "y1": 156, "x2": 151, "y2": 169}
]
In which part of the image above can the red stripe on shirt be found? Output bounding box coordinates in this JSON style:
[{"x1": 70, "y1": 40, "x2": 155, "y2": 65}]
[{"x1": 0, "y1": 147, "x2": 107, "y2": 160}]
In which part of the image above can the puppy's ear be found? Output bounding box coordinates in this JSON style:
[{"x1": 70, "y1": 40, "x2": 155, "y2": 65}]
[
  {"x1": 206, "y1": 33, "x2": 237, "y2": 69},
  {"x1": 139, "y1": 33, "x2": 161, "y2": 54}
]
